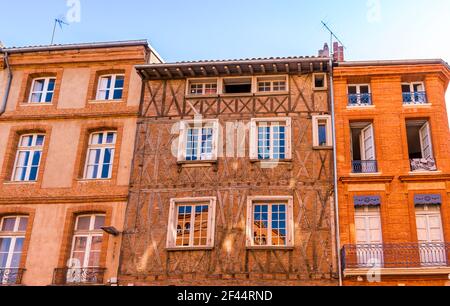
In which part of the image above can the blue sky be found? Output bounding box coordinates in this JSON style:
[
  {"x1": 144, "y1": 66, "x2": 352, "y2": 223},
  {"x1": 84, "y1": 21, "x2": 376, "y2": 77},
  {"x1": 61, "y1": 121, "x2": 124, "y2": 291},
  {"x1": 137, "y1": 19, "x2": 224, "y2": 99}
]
[{"x1": 1, "y1": 0, "x2": 449, "y2": 104}]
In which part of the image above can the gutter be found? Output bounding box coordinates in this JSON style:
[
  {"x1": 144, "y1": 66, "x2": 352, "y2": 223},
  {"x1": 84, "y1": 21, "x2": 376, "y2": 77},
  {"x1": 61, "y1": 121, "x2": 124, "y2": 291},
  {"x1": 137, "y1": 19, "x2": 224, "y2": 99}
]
[
  {"x1": 0, "y1": 51, "x2": 12, "y2": 116},
  {"x1": 337, "y1": 58, "x2": 449, "y2": 68}
]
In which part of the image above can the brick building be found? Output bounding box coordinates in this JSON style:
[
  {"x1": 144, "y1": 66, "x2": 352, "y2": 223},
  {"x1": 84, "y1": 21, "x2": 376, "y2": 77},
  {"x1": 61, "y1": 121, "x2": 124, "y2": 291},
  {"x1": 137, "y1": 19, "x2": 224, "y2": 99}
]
[
  {"x1": 0, "y1": 40, "x2": 162, "y2": 286},
  {"x1": 117, "y1": 56, "x2": 339, "y2": 285},
  {"x1": 334, "y1": 59, "x2": 450, "y2": 286}
]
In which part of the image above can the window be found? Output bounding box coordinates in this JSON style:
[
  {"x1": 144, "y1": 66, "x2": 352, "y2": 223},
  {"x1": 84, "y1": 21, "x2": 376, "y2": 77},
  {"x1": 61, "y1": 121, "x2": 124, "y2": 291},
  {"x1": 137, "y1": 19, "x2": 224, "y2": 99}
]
[
  {"x1": 406, "y1": 120, "x2": 436, "y2": 171},
  {"x1": 223, "y1": 78, "x2": 252, "y2": 94},
  {"x1": 188, "y1": 80, "x2": 218, "y2": 95},
  {"x1": 178, "y1": 120, "x2": 219, "y2": 162},
  {"x1": 313, "y1": 115, "x2": 333, "y2": 148},
  {"x1": 250, "y1": 118, "x2": 292, "y2": 161},
  {"x1": 313, "y1": 73, "x2": 327, "y2": 90},
  {"x1": 415, "y1": 205, "x2": 445, "y2": 266},
  {"x1": 246, "y1": 197, "x2": 294, "y2": 248},
  {"x1": 350, "y1": 122, "x2": 378, "y2": 173},
  {"x1": 167, "y1": 198, "x2": 216, "y2": 249},
  {"x1": 69, "y1": 215, "x2": 105, "y2": 270},
  {"x1": 29, "y1": 77, "x2": 56, "y2": 103},
  {"x1": 84, "y1": 131, "x2": 117, "y2": 180},
  {"x1": 354, "y1": 206, "x2": 383, "y2": 267},
  {"x1": 96, "y1": 74, "x2": 124, "y2": 101},
  {"x1": 0, "y1": 216, "x2": 28, "y2": 284},
  {"x1": 348, "y1": 84, "x2": 371, "y2": 106},
  {"x1": 257, "y1": 76, "x2": 287, "y2": 93},
  {"x1": 402, "y1": 82, "x2": 427, "y2": 104},
  {"x1": 12, "y1": 134, "x2": 45, "y2": 182}
]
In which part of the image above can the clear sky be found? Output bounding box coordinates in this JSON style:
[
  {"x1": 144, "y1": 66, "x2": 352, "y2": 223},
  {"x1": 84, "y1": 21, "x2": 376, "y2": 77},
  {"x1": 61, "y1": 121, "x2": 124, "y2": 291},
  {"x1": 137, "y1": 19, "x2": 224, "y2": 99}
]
[{"x1": 1, "y1": 0, "x2": 449, "y2": 107}]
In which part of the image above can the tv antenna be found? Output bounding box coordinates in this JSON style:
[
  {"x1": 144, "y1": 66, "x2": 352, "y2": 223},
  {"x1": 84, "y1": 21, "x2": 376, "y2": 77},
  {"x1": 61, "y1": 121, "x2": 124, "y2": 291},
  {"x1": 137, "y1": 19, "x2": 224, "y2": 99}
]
[
  {"x1": 321, "y1": 21, "x2": 346, "y2": 52},
  {"x1": 51, "y1": 18, "x2": 69, "y2": 45}
]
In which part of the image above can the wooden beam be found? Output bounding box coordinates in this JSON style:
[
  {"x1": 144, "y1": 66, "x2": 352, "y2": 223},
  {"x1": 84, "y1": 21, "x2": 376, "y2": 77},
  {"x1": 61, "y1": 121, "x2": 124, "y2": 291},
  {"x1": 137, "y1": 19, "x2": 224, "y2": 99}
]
[
  {"x1": 200, "y1": 67, "x2": 207, "y2": 76},
  {"x1": 152, "y1": 69, "x2": 161, "y2": 78},
  {"x1": 260, "y1": 64, "x2": 266, "y2": 74},
  {"x1": 320, "y1": 62, "x2": 324, "y2": 71},
  {"x1": 212, "y1": 66, "x2": 219, "y2": 76},
  {"x1": 176, "y1": 68, "x2": 184, "y2": 78},
  {"x1": 188, "y1": 67, "x2": 196, "y2": 77},
  {"x1": 248, "y1": 65, "x2": 254, "y2": 74},
  {"x1": 285, "y1": 64, "x2": 290, "y2": 73},
  {"x1": 236, "y1": 65, "x2": 242, "y2": 74},
  {"x1": 273, "y1": 64, "x2": 278, "y2": 73},
  {"x1": 141, "y1": 70, "x2": 151, "y2": 79},
  {"x1": 164, "y1": 68, "x2": 173, "y2": 78},
  {"x1": 224, "y1": 66, "x2": 231, "y2": 75},
  {"x1": 310, "y1": 63, "x2": 314, "y2": 72},
  {"x1": 297, "y1": 63, "x2": 302, "y2": 74}
]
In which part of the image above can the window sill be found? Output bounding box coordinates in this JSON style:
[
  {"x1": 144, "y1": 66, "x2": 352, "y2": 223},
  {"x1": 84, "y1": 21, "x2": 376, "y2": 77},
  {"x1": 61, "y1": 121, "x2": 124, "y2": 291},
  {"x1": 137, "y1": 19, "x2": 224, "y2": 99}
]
[
  {"x1": 19, "y1": 102, "x2": 53, "y2": 107},
  {"x1": 246, "y1": 246, "x2": 294, "y2": 251},
  {"x1": 166, "y1": 247, "x2": 214, "y2": 252},
  {"x1": 403, "y1": 103, "x2": 432, "y2": 107},
  {"x1": 408, "y1": 170, "x2": 442, "y2": 175},
  {"x1": 250, "y1": 159, "x2": 292, "y2": 164},
  {"x1": 3, "y1": 181, "x2": 38, "y2": 185},
  {"x1": 254, "y1": 91, "x2": 289, "y2": 96},
  {"x1": 313, "y1": 146, "x2": 333, "y2": 150},
  {"x1": 77, "y1": 178, "x2": 113, "y2": 183},
  {"x1": 88, "y1": 99, "x2": 124, "y2": 104},
  {"x1": 220, "y1": 93, "x2": 253, "y2": 98},
  {"x1": 346, "y1": 105, "x2": 375, "y2": 110},
  {"x1": 313, "y1": 87, "x2": 328, "y2": 91},
  {"x1": 349, "y1": 172, "x2": 383, "y2": 177},
  {"x1": 177, "y1": 160, "x2": 218, "y2": 167},
  {"x1": 185, "y1": 94, "x2": 219, "y2": 99}
]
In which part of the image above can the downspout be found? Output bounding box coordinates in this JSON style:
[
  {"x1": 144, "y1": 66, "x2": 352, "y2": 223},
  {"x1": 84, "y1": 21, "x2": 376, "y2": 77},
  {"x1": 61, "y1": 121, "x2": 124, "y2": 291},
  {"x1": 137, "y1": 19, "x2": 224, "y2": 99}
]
[
  {"x1": 329, "y1": 57, "x2": 343, "y2": 287},
  {"x1": 0, "y1": 51, "x2": 12, "y2": 115}
]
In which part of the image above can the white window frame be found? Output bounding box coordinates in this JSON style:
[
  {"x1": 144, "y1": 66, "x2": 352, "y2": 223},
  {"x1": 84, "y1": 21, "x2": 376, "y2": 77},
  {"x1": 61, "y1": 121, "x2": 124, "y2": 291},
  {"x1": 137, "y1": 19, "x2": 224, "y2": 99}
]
[
  {"x1": 402, "y1": 82, "x2": 427, "y2": 104},
  {"x1": 256, "y1": 76, "x2": 289, "y2": 93},
  {"x1": 312, "y1": 115, "x2": 333, "y2": 148},
  {"x1": 186, "y1": 78, "x2": 219, "y2": 96},
  {"x1": 250, "y1": 117, "x2": 292, "y2": 161},
  {"x1": 166, "y1": 197, "x2": 217, "y2": 250},
  {"x1": 347, "y1": 84, "x2": 371, "y2": 105},
  {"x1": 69, "y1": 214, "x2": 105, "y2": 269},
  {"x1": 313, "y1": 73, "x2": 328, "y2": 90},
  {"x1": 96, "y1": 74, "x2": 125, "y2": 101},
  {"x1": 12, "y1": 134, "x2": 45, "y2": 182},
  {"x1": 28, "y1": 77, "x2": 56, "y2": 104},
  {"x1": 246, "y1": 196, "x2": 294, "y2": 248},
  {"x1": 83, "y1": 131, "x2": 117, "y2": 180},
  {"x1": 177, "y1": 119, "x2": 220, "y2": 162}
]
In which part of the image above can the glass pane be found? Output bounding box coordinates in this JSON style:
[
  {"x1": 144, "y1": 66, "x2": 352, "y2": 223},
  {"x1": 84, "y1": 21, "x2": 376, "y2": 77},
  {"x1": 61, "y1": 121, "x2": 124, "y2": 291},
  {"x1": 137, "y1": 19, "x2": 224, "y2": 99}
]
[
  {"x1": 30, "y1": 93, "x2": 42, "y2": 103},
  {"x1": 88, "y1": 251, "x2": 101, "y2": 267},
  {"x1": 106, "y1": 133, "x2": 116, "y2": 144},
  {"x1": 1, "y1": 218, "x2": 16, "y2": 232},
  {"x1": 176, "y1": 205, "x2": 192, "y2": 247},
  {"x1": 32, "y1": 79, "x2": 45, "y2": 92},
  {"x1": 36, "y1": 135, "x2": 45, "y2": 146},
  {"x1": 20, "y1": 136, "x2": 33, "y2": 147},
  {"x1": 47, "y1": 79, "x2": 56, "y2": 91},
  {"x1": 94, "y1": 216, "x2": 105, "y2": 230},
  {"x1": 193, "y1": 205, "x2": 209, "y2": 246},
  {"x1": 31, "y1": 151, "x2": 41, "y2": 166},
  {"x1": 73, "y1": 237, "x2": 88, "y2": 252},
  {"x1": 45, "y1": 92, "x2": 53, "y2": 103},
  {"x1": 13, "y1": 238, "x2": 24, "y2": 253},
  {"x1": 114, "y1": 76, "x2": 124, "y2": 89},
  {"x1": 0, "y1": 252, "x2": 8, "y2": 268},
  {"x1": 254, "y1": 205, "x2": 268, "y2": 246},
  {"x1": 0, "y1": 238, "x2": 12, "y2": 252},
  {"x1": 29, "y1": 166, "x2": 39, "y2": 181},
  {"x1": 99, "y1": 77, "x2": 111, "y2": 90},
  {"x1": 318, "y1": 124, "x2": 327, "y2": 146},
  {"x1": 113, "y1": 89, "x2": 123, "y2": 100},
  {"x1": 16, "y1": 151, "x2": 30, "y2": 168},
  {"x1": 71, "y1": 251, "x2": 85, "y2": 268},
  {"x1": 18, "y1": 218, "x2": 28, "y2": 232},
  {"x1": 76, "y1": 217, "x2": 91, "y2": 231},
  {"x1": 90, "y1": 236, "x2": 103, "y2": 251},
  {"x1": 10, "y1": 253, "x2": 22, "y2": 268}
]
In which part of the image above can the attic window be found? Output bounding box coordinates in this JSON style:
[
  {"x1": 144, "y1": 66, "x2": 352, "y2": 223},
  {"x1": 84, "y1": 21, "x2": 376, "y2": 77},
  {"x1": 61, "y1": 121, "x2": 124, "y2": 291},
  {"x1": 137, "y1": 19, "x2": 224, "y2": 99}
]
[{"x1": 223, "y1": 78, "x2": 252, "y2": 94}]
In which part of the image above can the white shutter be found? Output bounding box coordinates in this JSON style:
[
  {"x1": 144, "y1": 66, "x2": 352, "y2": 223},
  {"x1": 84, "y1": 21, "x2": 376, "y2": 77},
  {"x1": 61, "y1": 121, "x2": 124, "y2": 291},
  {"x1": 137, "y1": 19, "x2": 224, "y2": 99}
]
[
  {"x1": 419, "y1": 122, "x2": 433, "y2": 159},
  {"x1": 368, "y1": 216, "x2": 383, "y2": 243},
  {"x1": 361, "y1": 124, "x2": 375, "y2": 161},
  {"x1": 355, "y1": 208, "x2": 383, "y2": 244},
  {"x1": 416, "y1": 215, "x2": 428, "y2": 243},
  {"x1": 249, "y1": 120, "x2": 258, "y2": 160},
  {"x1": 428, "y1": 215, "x2": 444, "y2": 242}
]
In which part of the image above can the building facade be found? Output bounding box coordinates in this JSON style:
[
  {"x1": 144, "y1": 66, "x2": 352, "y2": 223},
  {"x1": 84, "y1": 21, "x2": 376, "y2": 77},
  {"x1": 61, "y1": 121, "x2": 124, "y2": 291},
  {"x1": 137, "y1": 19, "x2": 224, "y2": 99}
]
[
  {"x1": 0, "y1": 40, "x2": 162, "y2": 286},
  {"x1": 117, "y1": 57, "x2": 339, "y2": 285},
  {"x1": 334, "y1": 60, "x2": 450, "y2": 286}
]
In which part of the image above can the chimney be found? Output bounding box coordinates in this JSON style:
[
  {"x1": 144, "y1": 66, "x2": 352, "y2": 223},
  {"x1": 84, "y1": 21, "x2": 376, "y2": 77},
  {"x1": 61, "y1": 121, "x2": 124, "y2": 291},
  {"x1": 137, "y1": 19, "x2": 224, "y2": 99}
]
[
  {"x1": 333, "y1": 42, "x2": 345, "y2": 62},
  {"x1": 318, "y1": 43, "x2": 329, "y2": 57}
]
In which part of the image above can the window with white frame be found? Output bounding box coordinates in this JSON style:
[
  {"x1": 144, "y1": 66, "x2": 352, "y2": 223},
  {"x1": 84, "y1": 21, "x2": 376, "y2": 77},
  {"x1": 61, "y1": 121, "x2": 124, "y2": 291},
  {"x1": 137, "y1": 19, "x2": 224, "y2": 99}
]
[
  {"x1": 29, "y1": 77, "x2": 56, "y2": 103},
  {"x1": 246, "y1": 197, "x2": 294, "y2": 248},
  {"x1": 166, "y1": 198, "x2": 216, "y2": 249},
  {"x1": 313, "y1": 115, "x2": 333, "y2": 148},
  {"x1": 313, "y1": 73, "x2": 327, "y2": 90},
  {"x1": 257, "y1": 76, "x2": 288, "y2": 93},
  {"x1": 12, "y1": 134, "x2": 45, "y2": 182},
  {"x1": 178, "y1": 120, "x2": 219, "y2": 162},
  {"x1": 188, "y1": 80, "x2": 218, "y2": 95},
  {"x1": 69, "y1": 215, "x2": 105, "y2": 269},
  {"x1": 0, "y1": 216, "x2": 28, "y2": 284},
  {"x1": 402, "y1": 82, "x2": 427, "y2": 104},
  {"x1": 84, "y1": 131, "x2": 117, "y2": 180},
  {"x1": 250, "y1": 118, "x2": 292, "y2": 161},
  {"x1": 96, "y1": 74, "x2": 124, "y2": 101}
]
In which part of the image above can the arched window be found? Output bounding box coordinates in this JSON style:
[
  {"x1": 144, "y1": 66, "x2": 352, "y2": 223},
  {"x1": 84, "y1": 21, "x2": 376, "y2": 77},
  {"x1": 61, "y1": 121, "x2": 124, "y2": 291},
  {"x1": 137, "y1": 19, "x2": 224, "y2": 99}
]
[
  {"x1": 69, "y1": 214, "x2": 105, "y2": 269},
  {"x1": 84, "y1": 131, "x2": 117, "y2": 180},
  {"x1": 96, "y1": 74, "x2": 124, "y2": 101},
  {"x1": 12, "y1": 134, "x2": 45, "y2": 182},
  {"x1": 0, "y1": 216, "x2": 28, "y2": 284}
]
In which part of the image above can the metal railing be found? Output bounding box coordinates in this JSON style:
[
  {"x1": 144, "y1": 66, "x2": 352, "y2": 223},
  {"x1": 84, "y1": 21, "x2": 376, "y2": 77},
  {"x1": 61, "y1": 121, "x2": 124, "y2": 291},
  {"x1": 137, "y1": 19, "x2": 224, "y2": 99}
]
[
  {"x1": 348, "y1": 93, "x2": 372, "y2": 106},
  {"x1": 342, "y1": 243, "x2": 450, "y2": 270},
  {"x1": 403, "y1": 91, "x2": 427, "y2": 104},
  {"x1": 352, "y1": 160, "x2": 378, "y2": 174},
  {"x1": 53, "y1": 268, "x2": 106, "y2": 285},
  {"x1": 0, "y1": 268, "x2": 25, "y2": 286}
]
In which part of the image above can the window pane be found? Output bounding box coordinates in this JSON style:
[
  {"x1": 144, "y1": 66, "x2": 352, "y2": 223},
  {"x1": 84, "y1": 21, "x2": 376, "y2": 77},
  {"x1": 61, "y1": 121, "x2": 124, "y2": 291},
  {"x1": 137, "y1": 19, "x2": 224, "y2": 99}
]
[
  {"x1": 76, "y1": 217, "x2": 91, "y2": 231},
  {"x1": 106, "y1": 133, "x2": 116, "y2": 144},
  {"x1": 318, "y1": 124, "x2": 327, "y2": 146},
  {"x1": 73, "y1": 237, "x2": 88, "y2": 252},
  {"x1": 113, "y1": 89, "x2": 123, "y2": 100},
  {"x1": 90, "y1": 236, "x2": 103, "y2": 252},
  {"x1": 18, "y1": 218, "x2": 28, "y2": 232},
  {"x1": 30, "y1": 93, "x2": 42, "y2": 103},
  {"x1": 32, "y1": 79, "x2": 45, "y2": 92},
  {"x1": 0, "y1": 238, "x2": 11, "y2": 253},
  {"x1": 0, "y1": 252, "x2": 8, "y2": 268},
  {"x1": 94, "y1": 216, "x2": 105, "y2": 230},
  {"x1": 88, "y1": 251, "x2": 101, "y2": 267},
  {"x1": 114, "y1": 76, "x2": 124, "y2": 89},
  {"x1": 29, "y1": 166, "x2": 39, "y2": 181},
  {"x1": 176, "y1": 205, "x2": 192, "y2": 247},
  {"x1": 45, "y1": 92, "x2": 53, "y2": 103},
  {"x1": 47, "y1": 79, "x2": 56, "y2": 91},
  {"x1": 31, "y1": 151, "x2": 41, "y2": 166},
  {"x1": 20, "y1": 136, "x2": 33, "y2": 147},
  {"x1": 36, "y1": 135, "x2": 45, "y2": 146},
  {"x1": 13, "y1": 238, "x2": 24, "y2": 253},
  {"x1": 254, "y1": 205, "x2": 269, "y2": 246},
  {"x1": 193, "y1": 205, "x2": 209, "y2": 246},
  {"x1": 1, "y1": 218, "x2": 16, "y2": 232}
]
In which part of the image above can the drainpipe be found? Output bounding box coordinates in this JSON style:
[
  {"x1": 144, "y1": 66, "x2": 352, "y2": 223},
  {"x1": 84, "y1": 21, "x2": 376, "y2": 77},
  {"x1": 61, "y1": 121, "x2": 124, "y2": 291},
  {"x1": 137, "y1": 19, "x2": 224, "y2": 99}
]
[
  {"x1": 329, "y1": 57, "x2": 343, "y2": 287},
  {"x1": 0, "y1": 51, "x2": 12, "y2": 115}
]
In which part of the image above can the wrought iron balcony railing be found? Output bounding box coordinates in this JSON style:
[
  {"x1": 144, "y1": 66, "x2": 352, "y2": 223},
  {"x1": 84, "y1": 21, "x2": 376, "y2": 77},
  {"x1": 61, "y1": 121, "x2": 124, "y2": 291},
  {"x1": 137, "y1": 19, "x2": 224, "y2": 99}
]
[
  {"x1": 341, "y1": 243, "x2": 450, "y2": 270},
  {"x1": 352, "y1": 160, "x2": 378, "y2": 174},
  {"x1": 403, "y1": 91, "x2": 428, "y2": 104},
  {"x1": 410, "y1": 158, "x2": 438, "y2": 172},
  {"x1": 52, "y1": 268, "x2": 106, "y2": 285},
  {"x1": 348, "y1": 93, "x2": 372, "y2": 106},
  {"x1": 0, "y1": 268, "x2": 25, "y2": 286}
]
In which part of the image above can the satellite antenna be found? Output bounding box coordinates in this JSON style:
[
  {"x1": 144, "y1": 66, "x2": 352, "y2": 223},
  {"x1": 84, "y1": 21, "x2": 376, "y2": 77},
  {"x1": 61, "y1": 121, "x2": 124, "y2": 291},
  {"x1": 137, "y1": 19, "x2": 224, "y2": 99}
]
[{"x1": 51, "y1": 18, "x2": 69, "y2": 45}]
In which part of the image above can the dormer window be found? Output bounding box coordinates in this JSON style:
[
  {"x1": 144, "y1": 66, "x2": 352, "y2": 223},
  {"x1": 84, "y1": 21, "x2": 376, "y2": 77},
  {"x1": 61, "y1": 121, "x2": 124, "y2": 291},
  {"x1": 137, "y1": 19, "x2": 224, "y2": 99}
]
[
  {"x1": 29, "y1": 77, "x2": 56, "y2": 103},
  {"x1": 96, "y1": 74, "x2": 124, "y2": 101}
]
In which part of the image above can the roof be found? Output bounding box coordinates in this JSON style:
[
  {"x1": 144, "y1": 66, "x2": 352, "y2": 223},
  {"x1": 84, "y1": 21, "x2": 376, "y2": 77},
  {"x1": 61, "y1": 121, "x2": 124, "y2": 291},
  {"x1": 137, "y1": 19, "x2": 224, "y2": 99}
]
[
  {"x1": 0, "y1": 39, "x2": 164, "y2": 63},
  {"x1": 135, "y1": 55, "x2": 331, "y2": 80}
]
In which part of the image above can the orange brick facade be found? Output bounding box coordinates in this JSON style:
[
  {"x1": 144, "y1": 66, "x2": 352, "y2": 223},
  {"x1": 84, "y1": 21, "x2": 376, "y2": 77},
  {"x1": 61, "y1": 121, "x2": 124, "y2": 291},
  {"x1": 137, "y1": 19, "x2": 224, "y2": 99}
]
[{"x1": 334, "y1": 61, "x2": 450, "y2": 286}]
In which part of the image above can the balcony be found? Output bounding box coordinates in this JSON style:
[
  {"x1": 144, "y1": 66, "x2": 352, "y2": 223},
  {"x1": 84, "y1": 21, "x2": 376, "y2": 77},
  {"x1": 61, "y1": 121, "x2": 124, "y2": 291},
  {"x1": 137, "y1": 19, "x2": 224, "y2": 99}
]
[
  {"x1": 348, "y1": 93, "x2": 372, "y2": 107},
  {"x1": 403, "y1": 91, "x2": 428, "y2": 105},
  {"x1": 0, "y1": 268, "x2": 25, "y2": 286},
  {"x1": 52, "y1": 268, "x2": 106, "y2": 286},
  {"x1": 352, "y1": 160, "x2": 378, "y2": 174},
  {"x1": 410, "y1": 158, "x2": 437, "y2": 172},
  {"x1": 342, "y1": 243, "x2": 450, "y2": 273}
]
